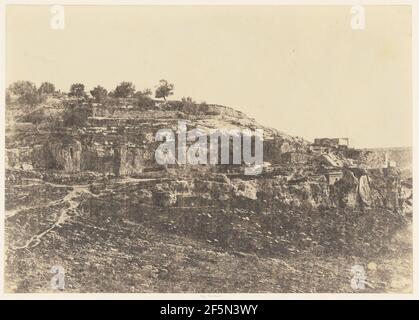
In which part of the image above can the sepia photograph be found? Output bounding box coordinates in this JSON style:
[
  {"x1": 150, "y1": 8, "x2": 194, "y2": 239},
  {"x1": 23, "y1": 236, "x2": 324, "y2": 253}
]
[{"x1": 1, "y1": 2, "x2": 415, "y2": 298}]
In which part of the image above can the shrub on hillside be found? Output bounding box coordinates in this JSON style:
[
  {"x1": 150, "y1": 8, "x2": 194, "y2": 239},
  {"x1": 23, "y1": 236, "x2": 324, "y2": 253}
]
[
  {"x1": 62, "y1": 101, "x2": 92, "y2": 127},
  {"x1": 90, "y1": 86, "x2": 108, "y2": 103},
  {"x1": 155, "y1": 80, "x2": 174, "y2": 101},
  {"x1": 113, "y1": 82, "x2": 136, "y2": 98},
  {"x1": 38, "y1": 82, "x2": 55, "y2": 95},
  {"x1": 68, "y1": 83, "x2": 87, "y2": 99},
  {"x1": 8, "y1": 81, "x2": 44, "y2": 106}
]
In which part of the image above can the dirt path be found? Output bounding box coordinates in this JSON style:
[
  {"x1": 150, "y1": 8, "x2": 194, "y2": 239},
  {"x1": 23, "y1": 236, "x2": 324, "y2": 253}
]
[{"x1": 11, "y1": 183, "x2": 95, "y2": 250}]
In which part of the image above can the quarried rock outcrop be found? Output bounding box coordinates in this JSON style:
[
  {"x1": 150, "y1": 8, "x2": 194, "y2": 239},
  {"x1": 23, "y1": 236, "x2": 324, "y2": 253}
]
[
  {"x1": 48, "y1": 139, "x2": 82, "y2": 172},
  {"x1": 330, "y1": 170, "x2": 359, "y2": 209},
  {"x1": 115, "y1": 146, "x2": 145, "y2": 177}
]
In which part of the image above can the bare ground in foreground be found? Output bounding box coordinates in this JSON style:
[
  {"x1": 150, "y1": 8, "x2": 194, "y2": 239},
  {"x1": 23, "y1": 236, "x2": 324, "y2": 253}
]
[{"x1": 4, "y1": 177, "x2": 412, "y2": 293}]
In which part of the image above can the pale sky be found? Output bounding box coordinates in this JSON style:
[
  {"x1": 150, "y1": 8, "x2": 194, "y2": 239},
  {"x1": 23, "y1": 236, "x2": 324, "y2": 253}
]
[{"x1": 6, "y1": 5, "x2": 412, "y2": 148}]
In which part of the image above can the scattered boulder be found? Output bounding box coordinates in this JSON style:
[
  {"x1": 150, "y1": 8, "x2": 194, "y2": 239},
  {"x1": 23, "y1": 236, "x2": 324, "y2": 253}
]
[
  {"x1": 331, "y1": 170, "x2": 359, "y2": 209},
  {"x1": 358, "y1": 175, "x2": 372, "y2": 206}
]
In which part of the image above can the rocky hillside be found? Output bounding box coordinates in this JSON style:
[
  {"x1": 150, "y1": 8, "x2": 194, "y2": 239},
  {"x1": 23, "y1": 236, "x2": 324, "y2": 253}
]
[
  {"x1": 6, "y1": 96, "x2": 308, "y2": 175},
  {"x1": 4, "y1": 93, "x2": 413, "y2": 293}
]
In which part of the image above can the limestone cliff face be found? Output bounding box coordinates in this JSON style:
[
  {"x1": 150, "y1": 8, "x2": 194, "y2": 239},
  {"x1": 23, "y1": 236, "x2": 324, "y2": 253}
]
[
  {"x1": 133, "y1": 167, "x2": 406, "y2": 215},
  {"x1": 6, "y1": 145, "x2": 49, "y2": 170},
  {"x1": 358, "y1": 175, "x2": 372, "y2": 206},
  {"x1": 5, "y1": 138, "x2": 408, "y2": 214},
  {"x1": 327, "y1": 168, "x2": 404, "y2": 212},
  {"x1": 81, "y1": 145, "x2": 115, "y2": 174},
  {"x1": 115, "y1": 146, "x2": 145, "y2": 177},
  {"x1": 48, "y1": 139, "x2": 82, "y2": 172},
  {"x1": 252, "y1": 177, "x2": 331, "y2": 210},
  {"x1": 5, "y1": 99, "x2": 411, "y2": 217}
]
